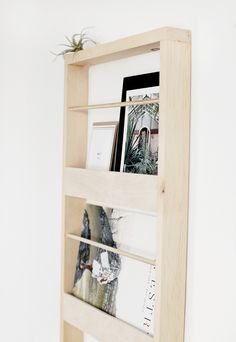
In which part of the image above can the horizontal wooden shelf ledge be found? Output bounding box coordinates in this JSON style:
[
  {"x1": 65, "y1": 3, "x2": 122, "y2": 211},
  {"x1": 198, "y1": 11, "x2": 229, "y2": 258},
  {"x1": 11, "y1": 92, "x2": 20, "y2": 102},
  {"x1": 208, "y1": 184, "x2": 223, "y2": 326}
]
[
  {"x1": 68, "y1": 98, "x2": 159, "y2": 111},
  {"x1": 67, "y1": 233, "x2": 156, "y2": 266},
  {"x1": 63, "y1": 293, "x2": 153, "y2": 342},
  {"x1": 64, "y1": 167, "x2": 158, "y2": 214},
  {"x1": 64, "y1": 27, "x2": 191, "y2": 65}
]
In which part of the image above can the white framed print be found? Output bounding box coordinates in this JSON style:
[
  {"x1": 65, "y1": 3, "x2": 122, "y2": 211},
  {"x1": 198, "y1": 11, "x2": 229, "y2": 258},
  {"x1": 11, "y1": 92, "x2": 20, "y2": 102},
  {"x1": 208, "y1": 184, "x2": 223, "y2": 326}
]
[{"x1": 87, "y1": 122, "x2": 118, "y2": 171}]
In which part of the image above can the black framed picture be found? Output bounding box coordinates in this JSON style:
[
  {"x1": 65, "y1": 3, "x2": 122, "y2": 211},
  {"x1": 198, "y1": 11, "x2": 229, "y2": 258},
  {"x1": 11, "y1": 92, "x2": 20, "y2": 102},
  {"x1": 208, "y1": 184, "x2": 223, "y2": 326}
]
[{"x1": 114, "y1": 72, "x2": 160, "y2": 175}]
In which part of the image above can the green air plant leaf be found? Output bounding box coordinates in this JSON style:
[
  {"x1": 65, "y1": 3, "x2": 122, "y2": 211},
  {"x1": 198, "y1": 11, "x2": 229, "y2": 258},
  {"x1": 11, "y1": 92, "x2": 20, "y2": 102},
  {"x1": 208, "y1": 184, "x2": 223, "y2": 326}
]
[{"x1": 52, "y1": 29, "x2": 96, "y2": 58}]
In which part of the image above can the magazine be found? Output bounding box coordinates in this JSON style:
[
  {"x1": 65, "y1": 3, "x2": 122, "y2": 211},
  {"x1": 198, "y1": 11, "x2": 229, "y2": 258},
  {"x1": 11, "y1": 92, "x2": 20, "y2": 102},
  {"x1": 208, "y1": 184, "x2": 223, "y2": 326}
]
[{"x1": 72, "y1": 204, "x2": 157, "y2": 335}]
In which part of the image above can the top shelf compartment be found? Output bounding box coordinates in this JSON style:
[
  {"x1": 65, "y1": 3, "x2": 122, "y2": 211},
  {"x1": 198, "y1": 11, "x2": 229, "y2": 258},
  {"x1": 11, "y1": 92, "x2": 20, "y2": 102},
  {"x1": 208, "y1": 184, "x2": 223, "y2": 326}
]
[{"x1": 64, "y1": 27, "x2": 191, "y2": 66}]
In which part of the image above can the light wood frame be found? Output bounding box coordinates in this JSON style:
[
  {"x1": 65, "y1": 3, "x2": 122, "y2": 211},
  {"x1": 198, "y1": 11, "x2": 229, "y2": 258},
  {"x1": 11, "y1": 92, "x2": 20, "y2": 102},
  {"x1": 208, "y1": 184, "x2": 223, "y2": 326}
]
[{"x1": 61, "y1": 26, "x2": 191, "y2": 342}]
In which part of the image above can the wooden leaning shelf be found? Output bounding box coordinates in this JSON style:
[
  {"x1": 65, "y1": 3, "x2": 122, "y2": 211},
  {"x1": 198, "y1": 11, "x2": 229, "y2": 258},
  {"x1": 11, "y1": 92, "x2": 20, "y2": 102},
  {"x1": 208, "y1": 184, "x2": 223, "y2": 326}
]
[{"x1": 61, "y1": 27, "x2": 191, "y2": 342}]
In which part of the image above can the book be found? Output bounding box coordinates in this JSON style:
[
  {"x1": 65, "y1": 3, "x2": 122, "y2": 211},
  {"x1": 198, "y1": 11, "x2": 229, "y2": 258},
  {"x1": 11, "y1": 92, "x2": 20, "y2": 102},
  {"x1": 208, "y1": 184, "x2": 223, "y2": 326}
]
[{"x1": 72, "y1": 204, "x2": 157, "y2": 335}]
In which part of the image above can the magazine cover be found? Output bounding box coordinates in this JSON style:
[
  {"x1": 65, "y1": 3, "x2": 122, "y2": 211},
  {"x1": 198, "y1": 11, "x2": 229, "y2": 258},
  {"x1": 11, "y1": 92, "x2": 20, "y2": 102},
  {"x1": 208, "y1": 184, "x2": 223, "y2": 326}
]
[{"x1": 72, "y1": 204, "x2": 157, "y2": 335}]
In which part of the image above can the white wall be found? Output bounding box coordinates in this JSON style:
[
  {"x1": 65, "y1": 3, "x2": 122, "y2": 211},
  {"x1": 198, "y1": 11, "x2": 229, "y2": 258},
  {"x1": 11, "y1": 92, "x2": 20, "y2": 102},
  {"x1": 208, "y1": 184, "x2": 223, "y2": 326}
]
[{"x1": 0, "y1": 1, "x2": 235, "y2": 342}]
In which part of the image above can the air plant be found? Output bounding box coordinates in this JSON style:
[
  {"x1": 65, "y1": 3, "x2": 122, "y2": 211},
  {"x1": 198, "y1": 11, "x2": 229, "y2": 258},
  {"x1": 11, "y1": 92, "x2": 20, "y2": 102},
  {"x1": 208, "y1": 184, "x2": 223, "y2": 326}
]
[{"x1": 52, "y1": 28, "x2": 96, "y2": 58}]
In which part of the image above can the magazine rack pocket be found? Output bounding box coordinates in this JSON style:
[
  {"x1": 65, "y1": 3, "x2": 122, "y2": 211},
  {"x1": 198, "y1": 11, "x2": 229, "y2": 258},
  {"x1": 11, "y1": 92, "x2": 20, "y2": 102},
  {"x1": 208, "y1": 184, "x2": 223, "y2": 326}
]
[
  {"x1": 64, "y1": 167, "x2": 159, "y2": 214},
  {"x1": 64, "y1": 293, "x2": 153, "y2": 342}
]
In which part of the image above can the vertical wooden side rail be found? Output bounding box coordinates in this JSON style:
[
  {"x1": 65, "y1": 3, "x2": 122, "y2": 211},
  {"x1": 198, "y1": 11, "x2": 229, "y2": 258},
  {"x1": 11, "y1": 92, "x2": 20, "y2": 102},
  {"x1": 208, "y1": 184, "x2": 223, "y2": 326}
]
[
  {"x1": 61, "y1": 64, "x2": 89, "y2": 342},
  {"x1": 155, "y1": 39, "x2": 191, "y2": 342}
]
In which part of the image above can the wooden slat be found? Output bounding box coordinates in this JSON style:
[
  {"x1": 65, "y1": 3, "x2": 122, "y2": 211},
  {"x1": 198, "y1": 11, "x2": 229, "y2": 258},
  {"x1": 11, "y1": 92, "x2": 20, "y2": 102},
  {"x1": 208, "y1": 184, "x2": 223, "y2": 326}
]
[
  {"x1": 67, "y1": 233, "x2": 156, "y2": 266},
  {"x1": 63, "y1": 293, "x2": 153, "y2": 342},
  {"x1": 64, "y1": 167, "x2": 158, "y2": 214},
  {"x1": 61, "y1": 63, "x2": 89, "y2": 342},
  {"x1": 64, "y1": 27, "x2": 191, "y2": 66},
  {"x1": 154, "y1": 40, "x2": 191, "y2": 342},
  {"x1": 64, "y1": 65, "x2": 89, "y2": 167},
  {"x1": 65, "y1": 197, "x2": 86, "y2": 236},
  {"x1": 68, "y1": 99, "x2": 159, "y2": 111}
]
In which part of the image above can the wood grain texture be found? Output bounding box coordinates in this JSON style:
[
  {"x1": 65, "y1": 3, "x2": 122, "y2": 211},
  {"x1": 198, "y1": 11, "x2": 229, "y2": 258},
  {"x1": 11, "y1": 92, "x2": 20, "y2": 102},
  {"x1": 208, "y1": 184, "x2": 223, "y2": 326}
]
[
  {"x1": 64, "y1": 293, "x2": 154, "y2": 342},
  {"x1": 154, "y1": 39, "x2": 191, "y2": 342},
  {"x1": 65, "y1": 196, "x2": 86, "y2": 235},
  {"x1": 64, "y1": 27, "x2": 191, "y2": 66},
  {"x1": 64, "y1": 65, "x2": 89, "y2": 167},
  {"x1": 61, "y1": 64, "x2": 89, "y2": 341},
  {"x1": 64, "y1": 167, "x2": 158, "y2": 214},
  {"x1": 64, "y1": 322, "x2": 83, "y2": 342}
]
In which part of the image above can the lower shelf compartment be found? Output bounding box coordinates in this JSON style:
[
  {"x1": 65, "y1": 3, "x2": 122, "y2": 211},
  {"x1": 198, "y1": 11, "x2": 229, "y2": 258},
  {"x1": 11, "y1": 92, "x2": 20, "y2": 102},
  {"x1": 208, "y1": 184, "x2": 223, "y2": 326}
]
[{"x1": 63, "y1": 293, "x2": 153, "y2": 342}]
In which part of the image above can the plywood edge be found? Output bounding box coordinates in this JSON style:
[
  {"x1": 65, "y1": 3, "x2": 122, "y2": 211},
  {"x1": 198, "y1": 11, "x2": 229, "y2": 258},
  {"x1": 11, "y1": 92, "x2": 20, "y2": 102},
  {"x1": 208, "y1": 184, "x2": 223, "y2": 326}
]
[
  {"x1": 162, "y1": 26, "x2": 191, "y2": 43},
  {"x1": 63, "y1": 293, "x2": 153, "y2": 342},
  {"x1": 63, "y1": 167, "x2": 158, "y2": 214},
  {"x1": 64, "y1": 27, "x2": 190, "y2": 66}
]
